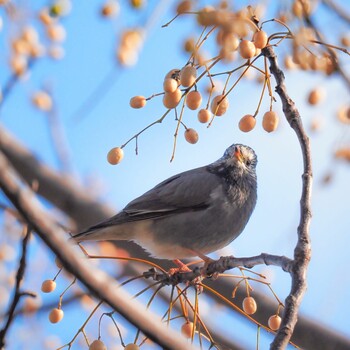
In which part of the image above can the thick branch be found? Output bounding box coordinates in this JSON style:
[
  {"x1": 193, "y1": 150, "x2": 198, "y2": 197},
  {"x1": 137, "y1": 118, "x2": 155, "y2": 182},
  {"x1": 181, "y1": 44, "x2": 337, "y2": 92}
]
[
  {"x1": 262, "y1": 46, "x2": 313, "y2": 350},
  {"x1": 143, "y1": 254, "x2": 293, "y2": 286},
  {"x1": 0, "y1": 151, "x2": 198, "y2": 350}
]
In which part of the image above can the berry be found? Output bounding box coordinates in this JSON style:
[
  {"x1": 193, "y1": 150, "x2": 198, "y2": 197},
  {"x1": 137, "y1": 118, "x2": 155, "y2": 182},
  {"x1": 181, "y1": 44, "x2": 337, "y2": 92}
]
[
  {"x1": 41, "y1": 280, "x2": 56, "y2": 293},
  {"x1": 181, "y1": 321, "x2": 195, "y2": 338},
  {"x1": 262, "y1": 111, "x2": 279, "y2": 132},
  {"x1": 186, "y1": 91, "x2": 202, "y2": 110},
  {"x1": 197, "y1": 109, "x2": 211, "y2": 123},
  {"x1": 101, "y1": 1, "x2": 119, "y2": 17},
  {"x1": 124, "y1": 344, "x2": 140, "y2": 350},
  {"x1": 130, "y1": 95, "x2": 146, "y2": 109},
  {"x1": 46, "y1": 24, "x2": 66, "y2": 42},
  {"x1": 307, "y1": 88, "x2": 324, "y2": 105},
  {"x1": 253, "y1": 30, "x2": 268, "y2": 49},
  {"x1": 163, "y1": 89, "x2": 182, "y2": 109},
  {"x1": 176, "y1": 0, "x2": 192, "y2": 14},
  {"x1": 268, "y1": 315, "x2": 282, "y2": 330},
  {"x1": 32, "y1": 91, "x2": 52, "y2": 111},
  {"x1": 184, "y1": 128, "x2": 198, "y2": 144},
  {"x1": 242, "y1": 296, "x2": 257, "y2": 315},
  {"x1": 239, "y1": 114, "x2": 256, "y2": 132},
  {"x1": 107, "y1": 147, "x2": 124, "y2": 165},
  {"x1": 163, "y1": 78, "x2": 178, "y2": 93},
  {"x1": 239, "y1": 40, "x2": 256, "y2": 59},
  {"x1": 49, "y1": 308, "x2": 64, "y2": 323},
  {"x1": 210, "y1": 94, "x2": 229, "y2": 116},
  {"x1": 89, "y1": 339, "x2": 107, "y2": 350},
  {"x1": 180, "y1": 66, "x2": 197, "y2": 87}
]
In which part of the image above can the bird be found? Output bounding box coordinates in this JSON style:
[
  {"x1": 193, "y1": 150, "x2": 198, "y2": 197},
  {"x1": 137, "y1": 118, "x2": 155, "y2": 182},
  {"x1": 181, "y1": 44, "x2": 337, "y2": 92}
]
[{"x1": 73, "y1": 144, "x2": 257, "y2": 265}]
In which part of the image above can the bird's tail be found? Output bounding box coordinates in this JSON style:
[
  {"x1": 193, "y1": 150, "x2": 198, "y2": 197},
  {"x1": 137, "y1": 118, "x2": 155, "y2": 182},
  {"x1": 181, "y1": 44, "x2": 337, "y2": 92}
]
[{"x1": 71, "y1": 216, "x2": 130, "y2": 242}]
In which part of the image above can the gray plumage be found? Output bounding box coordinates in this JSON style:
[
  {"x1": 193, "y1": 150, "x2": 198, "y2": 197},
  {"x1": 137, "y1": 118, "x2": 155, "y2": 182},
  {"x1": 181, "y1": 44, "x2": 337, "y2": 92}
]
[{"x1": 73, "y1": 144, "x2": 257, "y2": 259}]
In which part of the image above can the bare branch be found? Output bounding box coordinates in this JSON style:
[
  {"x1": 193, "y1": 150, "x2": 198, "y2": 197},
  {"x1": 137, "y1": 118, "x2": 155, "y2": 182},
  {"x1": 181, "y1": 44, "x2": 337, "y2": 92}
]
[
  {"x1": 262, "y1": 46, "x2": 312, "y2": 350},
  {"x1": 0, "y1": 226, "x2": 35, "y2": 348},
  {"x1": 0, "y1": 150, "x2": 198, "y2": 350},
  {"x1": 322, "y1": 0, "x2": 350, "y2": 24},
  {"x1": 143, "y1": 254, "x2": 293, "y2": 286}
]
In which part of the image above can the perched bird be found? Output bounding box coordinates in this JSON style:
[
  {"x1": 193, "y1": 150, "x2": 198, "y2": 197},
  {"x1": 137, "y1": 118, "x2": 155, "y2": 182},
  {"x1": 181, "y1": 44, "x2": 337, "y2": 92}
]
[{"x1": 73, "y1": 144, "x2": 257, "y2": 262}]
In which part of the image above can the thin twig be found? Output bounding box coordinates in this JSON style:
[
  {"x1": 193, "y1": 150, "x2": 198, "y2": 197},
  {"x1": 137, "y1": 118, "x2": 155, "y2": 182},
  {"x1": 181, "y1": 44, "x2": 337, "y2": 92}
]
[{"x1": 0, "y1": 226, "x2": 35, "y2": 348}]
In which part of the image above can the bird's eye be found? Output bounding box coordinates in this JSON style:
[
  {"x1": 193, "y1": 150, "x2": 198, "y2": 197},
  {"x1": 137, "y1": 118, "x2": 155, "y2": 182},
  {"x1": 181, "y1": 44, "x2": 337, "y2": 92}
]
[{"x1": 246, "y1": 160, "x2": 251, "y2": 166}]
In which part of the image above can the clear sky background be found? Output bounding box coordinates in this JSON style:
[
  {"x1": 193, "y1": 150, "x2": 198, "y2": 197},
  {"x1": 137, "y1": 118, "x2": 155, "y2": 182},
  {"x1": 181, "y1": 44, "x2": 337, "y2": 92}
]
[{"x1": 0, "y1": 1, "x2": 350, "y2": 349}]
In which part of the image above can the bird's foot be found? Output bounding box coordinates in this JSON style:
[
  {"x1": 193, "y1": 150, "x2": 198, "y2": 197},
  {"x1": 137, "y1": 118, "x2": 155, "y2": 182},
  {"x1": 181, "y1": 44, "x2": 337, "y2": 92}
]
[
  {"x1": 168, "y1": 259, "x2": 192, "y2": 275},
  {"x1": 198, "y1": 253, "x2": 219, "y2": 280}
]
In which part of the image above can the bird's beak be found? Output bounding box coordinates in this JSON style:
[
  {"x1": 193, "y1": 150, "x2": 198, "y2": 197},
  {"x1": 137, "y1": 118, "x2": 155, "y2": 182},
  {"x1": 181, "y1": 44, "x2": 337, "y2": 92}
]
[{"x1": 234, "y1": 146, "x2": 244, "y2": 163}]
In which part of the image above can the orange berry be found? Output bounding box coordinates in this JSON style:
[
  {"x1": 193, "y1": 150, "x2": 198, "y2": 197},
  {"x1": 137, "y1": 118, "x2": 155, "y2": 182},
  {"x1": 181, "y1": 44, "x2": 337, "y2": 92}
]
[
  {"x1": 10, "y1": 55, "x2": 27, "y2": 76},
  {"x1": 32, "y1": 91, "x2": 53, "y2": 111},
  {"x1": 239, "y1": 114, "x2": 256, "y2": 132},
  {"x1": 242, "y1": 296, "x2": 257, "y2": 315},
  {"x1": 197, "y1": 109, "x2": 211, "y2": 123},
  {"x1": 101, "y1": 1, "x2": 119, "y2": 17},
  {"x1": 130, "y1": 0, "x2": 143, "y2": 9},
  {"x1": 262, "y1": 111, "x2": 279, "y2": 132},
  {"x1": 181, "y1": 321, "x2": 195, "y2": 338},
  {"x1": 210, "y1": 94, "x2": 229, "y2": 116},
  {"x1": 163, "y1": 89, "x2": 182, "y2": 109},
  {"x1": 268, "y1": 315, "x2": 282, "y2": 330},
  {"x1": 186, "y1": 91, "x2": 202, "y2": 110},
  {"x1": 49, "y1": 308, "x2": 64, "y2": 323},
  {"x1": 41, "y1": 280, "x2": 56, "y2": 293},
  {"x1": 46, "y1": 24, "x2": 66, "y2": 42},
  {"x1": 180, "y1": 65, "x2": 197, "y2": 87},
  {"x1": 164, "y1": 68, "x2": 180, "y2": 81},
  {"x1": 292, "y1": 0, "x2": 312, "y2": 18},
  {"x1": 176, "y1": 0, "x2": 192, "y2": 14},
  {"x1": 239, "y1": 40, "x2": 256, "y2": 59},
  {"x1": 124, "y1": 344, "x2": 140, "y2": 350},
  {"x1": 253, "y1": 30, "x2": 268, "y2": 49},
  {"x1": 107, "y1": 147, "x2": 124, "y2": 165},
  {"x1": 307, "y1": 88, "x2": 324, "y2": 105},
  {"x1": 163, "y1": 78, "x2": 178, "y2": 93},
  {"x1": 184, "y1": 128, "x2": 198, "y2": 144},
  {"x1": 130, "y1": 95, "x2": 146, "y2": 109},
  {"x1": 89, "y1": 339, "x2": 107, "y2": 350}
]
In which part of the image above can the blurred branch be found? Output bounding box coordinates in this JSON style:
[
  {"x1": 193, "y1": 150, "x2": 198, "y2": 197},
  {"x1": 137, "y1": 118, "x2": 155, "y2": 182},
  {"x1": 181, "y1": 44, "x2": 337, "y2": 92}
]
[
  {"x1": 263, "y1": 45, "x2": 312, "y2": 350},
  {"x1": 1, "y1": 125, "x2": 350, "y2": 349},
  {"x1": 0, "y1": 126, "x2": 114, "y2": 230},
  {"x1": 303, "y1": 11, "x2": 350, "y2": 90},
  {"x1": 322, "y1": 0, "x2": 350, "y2": 24},
  {"x1": 0, "y1": 59, "x2": 37, "y2": 112},
  {"x1": 0, "y1": 150, "x2": 198, "y2": 350},
  {"x1": 0, "y1": 226, "x2": 36, "y2": 348}
]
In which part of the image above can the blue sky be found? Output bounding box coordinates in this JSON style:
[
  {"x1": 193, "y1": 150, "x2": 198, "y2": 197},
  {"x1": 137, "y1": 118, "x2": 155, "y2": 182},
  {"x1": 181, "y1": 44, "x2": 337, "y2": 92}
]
[{"x1": 1, "y1": 1, "x2": 350, "y2": 349}]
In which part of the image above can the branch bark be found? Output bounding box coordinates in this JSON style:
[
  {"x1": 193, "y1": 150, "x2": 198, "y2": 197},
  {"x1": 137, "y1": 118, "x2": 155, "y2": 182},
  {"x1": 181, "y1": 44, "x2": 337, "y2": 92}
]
[
  {"x1": 0, "y1": 150, "x2": 198, "y2": 350},
  {"x1": 262, "y1": 45, "x2": 313, "y2": 350}
]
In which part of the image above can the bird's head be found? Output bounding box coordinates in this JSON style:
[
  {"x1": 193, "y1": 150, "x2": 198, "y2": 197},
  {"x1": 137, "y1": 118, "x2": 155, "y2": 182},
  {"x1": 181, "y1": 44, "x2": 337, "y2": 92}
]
[{"x1": 209, "y1": 144, "x2": 257, "y2": 182}]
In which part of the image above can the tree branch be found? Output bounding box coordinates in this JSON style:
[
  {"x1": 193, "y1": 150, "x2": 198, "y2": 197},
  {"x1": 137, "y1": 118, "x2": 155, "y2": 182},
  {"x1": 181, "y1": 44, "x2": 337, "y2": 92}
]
[
  {"x1": 0, "y1": 226, "x2": 35, "y2": 348},
  {"x1": 143, "y1": 254, "x2": 293, "y2": 286},
  {"x1": 262, "y1": 46, "x2": 313, "y2": 350},
  {"x1": 0, "y1": 151, "x2": 198, "y2": 350},
  {"x1": 1, "y1": 126, "x2": 349, "y2": 349}
]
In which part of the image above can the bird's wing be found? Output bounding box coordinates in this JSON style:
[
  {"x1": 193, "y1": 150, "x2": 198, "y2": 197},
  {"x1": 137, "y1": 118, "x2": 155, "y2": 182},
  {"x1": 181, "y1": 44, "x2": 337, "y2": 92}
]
[
  {"x1": 120, "y1": 166, "x2": 222, "y2": 220},
  {"x1": 73, "y1": 166, "x2": 224, "y2": 238}
]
